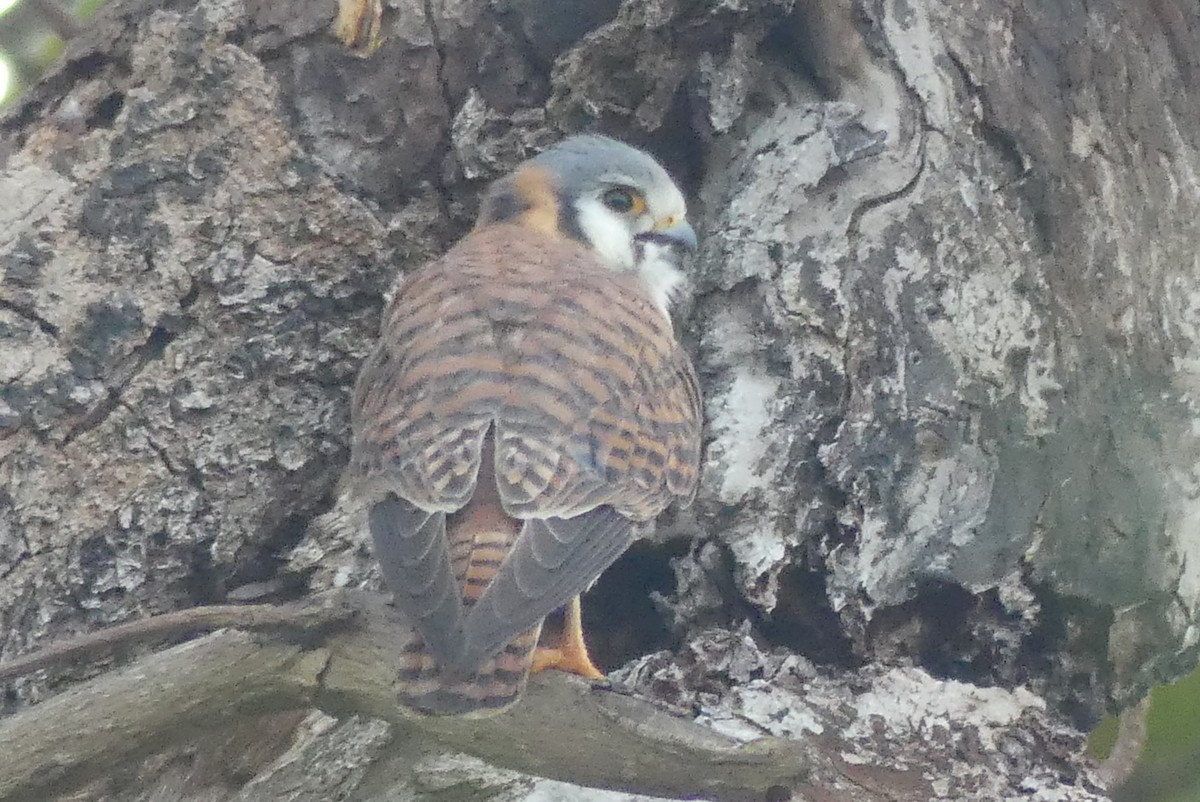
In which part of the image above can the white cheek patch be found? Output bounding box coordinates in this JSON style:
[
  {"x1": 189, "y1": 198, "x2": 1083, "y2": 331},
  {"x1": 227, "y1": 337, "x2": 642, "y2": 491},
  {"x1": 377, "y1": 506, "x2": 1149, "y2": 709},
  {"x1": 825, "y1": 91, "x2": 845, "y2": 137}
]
[
  {"x1": 574, "y1": 198, "x2": 635, "y2": 269},
  {"x1": 635, "y1": 240, "x2": 687, "y2": 319},
  {"x1": 573, "y1": 197, "x2": 687, "y2": 321}
]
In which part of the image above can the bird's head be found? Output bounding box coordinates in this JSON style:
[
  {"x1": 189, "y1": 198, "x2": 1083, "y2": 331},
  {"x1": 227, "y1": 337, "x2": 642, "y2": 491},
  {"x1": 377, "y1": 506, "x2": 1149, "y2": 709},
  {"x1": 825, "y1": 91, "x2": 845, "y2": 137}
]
[{"x1": 476, "y1": 134, "x2": 698, "y2": 314}]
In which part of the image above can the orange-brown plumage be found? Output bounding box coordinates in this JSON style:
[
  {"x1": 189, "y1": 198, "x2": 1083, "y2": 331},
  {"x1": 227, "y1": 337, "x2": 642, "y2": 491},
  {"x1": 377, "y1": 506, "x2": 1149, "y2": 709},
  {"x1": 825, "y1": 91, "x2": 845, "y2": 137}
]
[{"x1": 350, "y1": 136, "x2": 701, "y2": 715}]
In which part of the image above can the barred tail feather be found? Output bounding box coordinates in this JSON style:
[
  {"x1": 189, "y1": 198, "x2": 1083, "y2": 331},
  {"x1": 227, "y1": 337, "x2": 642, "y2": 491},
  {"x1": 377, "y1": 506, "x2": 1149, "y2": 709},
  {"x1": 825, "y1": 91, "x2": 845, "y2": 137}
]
[{"x1": 396, "y1": 623, "x2": 540, "y2": 716}]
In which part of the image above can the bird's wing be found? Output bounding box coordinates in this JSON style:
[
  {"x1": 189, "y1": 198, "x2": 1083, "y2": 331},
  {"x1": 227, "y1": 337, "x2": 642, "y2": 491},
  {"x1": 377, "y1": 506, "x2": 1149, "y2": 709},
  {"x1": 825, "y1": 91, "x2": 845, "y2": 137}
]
[
  {"x1": 350, "y1": 225, "x2": 702, "y2": 669},
  {"x1": 482, "y1": 237, "x2": 703, "y2": 521},
  {"x1": 366, "y1": 494, "x2": 465, "y2": 667}
]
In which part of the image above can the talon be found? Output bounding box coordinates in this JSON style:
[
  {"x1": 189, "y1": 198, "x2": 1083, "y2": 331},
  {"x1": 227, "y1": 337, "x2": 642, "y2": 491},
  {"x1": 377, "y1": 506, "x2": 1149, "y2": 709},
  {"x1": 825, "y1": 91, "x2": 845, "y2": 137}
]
[{"x1": 531, "y1": 596, "x2": 605, "y2": 680}]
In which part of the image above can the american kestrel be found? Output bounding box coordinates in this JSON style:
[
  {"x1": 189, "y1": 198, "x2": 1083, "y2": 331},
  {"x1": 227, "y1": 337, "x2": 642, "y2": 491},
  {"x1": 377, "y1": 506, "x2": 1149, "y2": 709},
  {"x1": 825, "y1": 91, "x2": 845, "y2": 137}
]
[{"x1": 349, "y1": 135, "x2": 702, "y2": 716}]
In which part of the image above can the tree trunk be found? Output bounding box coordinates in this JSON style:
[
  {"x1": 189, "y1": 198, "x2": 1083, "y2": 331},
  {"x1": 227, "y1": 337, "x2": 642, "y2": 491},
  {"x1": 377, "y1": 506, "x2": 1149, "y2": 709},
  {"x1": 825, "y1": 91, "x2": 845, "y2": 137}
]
[{"x1": 2, "y1": 0, "x2": 1196, "y2": 799}]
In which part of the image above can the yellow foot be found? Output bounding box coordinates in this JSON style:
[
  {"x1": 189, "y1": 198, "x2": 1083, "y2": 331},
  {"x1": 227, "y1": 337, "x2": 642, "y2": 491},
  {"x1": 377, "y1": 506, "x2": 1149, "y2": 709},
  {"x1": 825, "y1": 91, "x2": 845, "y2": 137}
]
[
  {"x1": 531, "y1": 644, "x2": 605, "y2": 679},
  {"x1": 332, "y1": 0, "x2": 383, "y2": 57},
  {"x1": 530, "y1": 596, "x2": 605, "y2": 680}
]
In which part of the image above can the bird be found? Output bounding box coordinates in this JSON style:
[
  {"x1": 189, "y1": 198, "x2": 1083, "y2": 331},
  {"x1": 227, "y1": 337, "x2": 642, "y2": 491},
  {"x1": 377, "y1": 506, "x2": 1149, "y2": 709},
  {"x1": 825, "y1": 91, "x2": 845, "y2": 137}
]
[{"x1": 348, "y1": 134, "x2": 702, "y2": 716}]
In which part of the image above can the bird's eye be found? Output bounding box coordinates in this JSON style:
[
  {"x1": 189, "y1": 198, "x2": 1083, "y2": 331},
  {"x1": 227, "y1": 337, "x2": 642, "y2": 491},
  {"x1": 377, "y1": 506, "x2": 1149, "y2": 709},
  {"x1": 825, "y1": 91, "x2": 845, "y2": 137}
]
[{"x1": 602, "y1": 187, "x2": 645, "y2": 215}]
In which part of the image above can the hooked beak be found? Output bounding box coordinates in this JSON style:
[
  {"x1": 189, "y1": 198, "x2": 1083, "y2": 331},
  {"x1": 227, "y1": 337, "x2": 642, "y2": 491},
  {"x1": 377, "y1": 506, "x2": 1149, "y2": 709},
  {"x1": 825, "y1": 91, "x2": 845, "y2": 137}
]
[{"x1": 639, "y1": 218, "x2": 699, "y2": 253}]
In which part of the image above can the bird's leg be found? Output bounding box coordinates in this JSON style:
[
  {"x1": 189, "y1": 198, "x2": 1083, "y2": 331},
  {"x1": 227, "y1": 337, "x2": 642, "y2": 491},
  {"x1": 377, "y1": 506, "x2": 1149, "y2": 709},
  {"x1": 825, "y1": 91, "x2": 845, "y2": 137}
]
[{"x1": 531, "y1": 596, "x2": 605, "y2": 679}]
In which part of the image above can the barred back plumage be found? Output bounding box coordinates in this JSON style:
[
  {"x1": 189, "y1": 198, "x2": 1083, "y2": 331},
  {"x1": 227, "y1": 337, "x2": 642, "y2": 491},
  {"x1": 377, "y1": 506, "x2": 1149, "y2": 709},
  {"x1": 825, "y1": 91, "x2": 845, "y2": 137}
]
[{"x1": 351, "y1": 178, "x2": 701, "y2": 716}]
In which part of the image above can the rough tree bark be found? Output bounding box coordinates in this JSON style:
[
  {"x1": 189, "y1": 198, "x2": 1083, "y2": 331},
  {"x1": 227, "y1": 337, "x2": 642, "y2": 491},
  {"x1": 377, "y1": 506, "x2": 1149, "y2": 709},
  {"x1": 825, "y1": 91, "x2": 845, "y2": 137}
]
[{"x1": 1, "y1": 0, "x2": 1197, "y2": 799}]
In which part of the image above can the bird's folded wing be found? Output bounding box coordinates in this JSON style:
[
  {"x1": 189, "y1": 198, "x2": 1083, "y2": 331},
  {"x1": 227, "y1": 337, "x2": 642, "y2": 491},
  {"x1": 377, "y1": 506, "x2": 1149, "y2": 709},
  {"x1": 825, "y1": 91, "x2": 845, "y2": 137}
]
[{"x1": 368, "y1": 494, "x2": 465, "y2": 667}]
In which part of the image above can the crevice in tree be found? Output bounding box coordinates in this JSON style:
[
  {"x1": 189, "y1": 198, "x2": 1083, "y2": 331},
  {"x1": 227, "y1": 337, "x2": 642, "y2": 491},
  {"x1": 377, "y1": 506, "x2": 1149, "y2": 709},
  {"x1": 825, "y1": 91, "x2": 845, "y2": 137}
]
[
  {"x1": 419, "y1": 0, "x2": 456, "y2": 136},
  {"x1": 757, "y1": 564, "x2": 857, "y2": 668},
  {"x1": 219, "y1": 452, "x2": 348, "y2": 602},
  {"x1": 652, "y1": 536, "x2": 767, "y2": 643},
  {"x1": 86, "y1": 91, "x2": 126, "y2": 130},
  {"x1": 1020, "y1": 580, "x2": 1114, "y2": 730},
  {"x1": 641, "y1": 92, "x2": 708, "y2": 198},
  {"x1": 1, "y1": 51, "x2": 106, "y2": 143},
  {"x1": 184, "y1": 538, "x2": 221, "y2": 605},
  {"x1": 829, "y1": 1, "x2": 933, "y2": 247},
  {"x1": 177, "y1": 276, "x2": 202, "y2": 310},
  {"x1": 760, "y1": 13, "x2": 830, "y2": 100},
  {"x1": 489, "y1": 5, "x2": 551, "y2": 75},
  {"x1": 141, "y1": 423, "x2": 206, "y2": 493},
  {"x1": 945, "y1": 49, "x2": 1028, "y2": 180},
  {"x1": 61, "y1": 324, "x2": 177, "y2": 445},
  {"x1": 0, "y1": 297, "x2": 59, "y2": 338},
  {"x1": 226, "y1": 513, "x2": 314, "y2": 600},
  {"x1": 415, "y1": 0, "x2": 475, "y2": 245},
  {"x1": 864, "y1": 580, "x2": 1045, "y2": 697},
  {"x1": 0, "y1": 552, "x2": 30, "y2": 582},
  {"x1": 943, "y1": 49, "x2": 1057, "y2": 255},
  {"x1": 491, "y1": 0, "x2": 621, "y2": 72},
  {"x1": 844, "y1": 140, "x2": 925, "y2": 242},
  {"x1": 582, "y1": 539, "x2": 689, "y2": 670},
  {"x1": 761, "y1": 0, "x2": 878, "y2": 102}
]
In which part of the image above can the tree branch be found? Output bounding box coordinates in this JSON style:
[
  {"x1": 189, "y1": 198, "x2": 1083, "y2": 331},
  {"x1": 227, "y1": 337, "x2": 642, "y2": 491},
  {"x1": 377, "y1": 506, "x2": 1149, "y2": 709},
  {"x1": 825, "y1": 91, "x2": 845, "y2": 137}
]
[
  {"x1": 0, "y1": 594, "x2": 356, "y2": 685},
  {"x1": 0, "y1": 592, "x2": 811, "y2": 802},
  {"x1": 0, "y1": 629, "x2": 322, "y2": 802}
]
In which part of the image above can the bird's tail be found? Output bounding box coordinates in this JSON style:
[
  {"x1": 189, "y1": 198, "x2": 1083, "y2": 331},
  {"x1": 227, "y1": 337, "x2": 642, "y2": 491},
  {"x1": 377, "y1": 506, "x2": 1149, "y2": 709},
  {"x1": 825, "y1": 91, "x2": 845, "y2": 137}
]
[
  {"x1": 396, "y1": 454, "x2": 536, "y2": 716},
  {"x1": 395, "y1": 622, "x2": 540, "y2": 716}
]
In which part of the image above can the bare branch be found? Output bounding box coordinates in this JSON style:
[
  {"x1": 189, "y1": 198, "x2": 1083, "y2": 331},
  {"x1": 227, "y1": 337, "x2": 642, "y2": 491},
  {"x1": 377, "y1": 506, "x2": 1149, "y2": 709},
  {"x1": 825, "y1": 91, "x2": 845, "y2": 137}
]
[
  {"x1": 0, "y1": 593, "x2": 358, "y2": 685},
  {"x1": 0, "y1": 592, "x2": 811, "y2": 802},
  {"x1": 0, "y1": 629, "x2": 322, "y2": 802}
]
